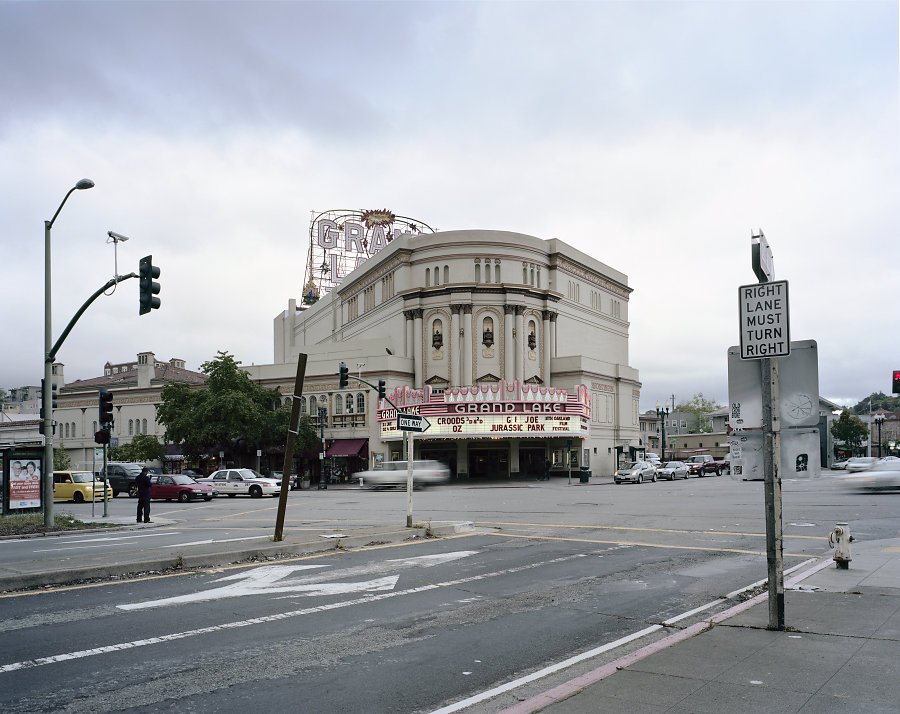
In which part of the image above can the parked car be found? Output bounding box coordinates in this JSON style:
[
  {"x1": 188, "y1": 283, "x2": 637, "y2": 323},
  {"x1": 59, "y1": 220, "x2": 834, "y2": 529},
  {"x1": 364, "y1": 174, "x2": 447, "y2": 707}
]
[
  {"x1": 105, "y1": 462, "x2": 144, "y2": 497},
  {"x1": 181, "y1": 469, "x2": 205, "y2": 480},
  {"x1": 656, "y1": 461, "x2": 689, "y2": 480},
  {"x1": 198, "y1": 468, "x2": 282, "y2": 497},
  {"x1": 354, "y1": 460, "x2": 450, "y2": 489},
  {"x1": 53, "y1": 471, "x2": 114, "y2": 503},
  {"x1": 685, "y1": 455, "x2": 722, "y2": 477},
  {"x1": 846, "y1": 457, "x2": 877, "y2": 473},
  {"x1": 614, "y1": 461, "x2": 657, "y2": 484},
  {"x1": 149, "y1": 474, "x2": 217, "y2": 502}
]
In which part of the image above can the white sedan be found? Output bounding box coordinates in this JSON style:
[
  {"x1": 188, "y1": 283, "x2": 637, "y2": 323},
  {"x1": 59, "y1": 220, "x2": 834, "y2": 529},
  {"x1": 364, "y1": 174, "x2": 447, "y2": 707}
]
[
  {"x1": 198, "y1": 469, "x2": 281, "y2": 497},
  {"x1": 354, "y1": 460, "x2": 450, "y2": 489}
]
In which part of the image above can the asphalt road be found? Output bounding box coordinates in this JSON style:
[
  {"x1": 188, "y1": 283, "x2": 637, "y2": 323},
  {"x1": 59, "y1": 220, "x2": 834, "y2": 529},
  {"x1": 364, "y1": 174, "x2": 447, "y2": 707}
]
[{"x1": 1, "y1": 473, "x2": 895, "y2": 712}]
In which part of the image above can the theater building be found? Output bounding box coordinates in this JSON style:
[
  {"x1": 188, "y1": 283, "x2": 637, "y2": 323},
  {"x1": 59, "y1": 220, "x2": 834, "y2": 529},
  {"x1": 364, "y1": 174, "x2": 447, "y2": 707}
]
[{"x1": 245, "y1": 220, "x2": 641, "y2": 479}]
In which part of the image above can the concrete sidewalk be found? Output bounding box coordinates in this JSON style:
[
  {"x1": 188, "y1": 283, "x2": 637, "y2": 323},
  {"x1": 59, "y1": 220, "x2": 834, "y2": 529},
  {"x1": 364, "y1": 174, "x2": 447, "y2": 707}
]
[{"x1": 505, "y1": 537, "x2": 900, "y2": 714}]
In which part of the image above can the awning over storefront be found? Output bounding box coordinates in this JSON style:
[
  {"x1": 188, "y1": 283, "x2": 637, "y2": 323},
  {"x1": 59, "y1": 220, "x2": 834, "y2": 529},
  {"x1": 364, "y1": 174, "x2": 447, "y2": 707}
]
[{"x1": 325, "y1": 438, "x2": 369, "y2": 458}]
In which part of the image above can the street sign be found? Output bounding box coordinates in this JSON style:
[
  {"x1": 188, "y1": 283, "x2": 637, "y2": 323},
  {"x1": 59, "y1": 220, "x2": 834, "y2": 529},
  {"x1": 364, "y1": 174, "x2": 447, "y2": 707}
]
[
  {"x1": 739, "y1": 280, "x2": 790, "y2": 360},
  {"x1": 752, "y1": 231, "x2": 774, "y2": 283},
  {"x1": 397, "y1": 413, "x2": 431, "y2": 432}
]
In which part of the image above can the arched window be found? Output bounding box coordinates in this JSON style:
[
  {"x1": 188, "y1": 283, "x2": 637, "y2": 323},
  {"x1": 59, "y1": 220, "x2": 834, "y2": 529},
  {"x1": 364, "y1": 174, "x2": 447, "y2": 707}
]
[
  {"x1": 142, "y1": 419, "x2": 148, "y2": 434},
  {"x1": 300, "y1": 398, "x2": 307, "y2": 415},
  {"x1": 71, "y1": 422, "x2": 76, "y2": 438},
  {"x1": 335, "y1": 396, "x2": 343, "y2": 414},
  {"x1": 64, "y1": 423, "x2": 69, "y2": 438},
  {"x1": 128, "y1": 419, "x2": 134, "y2": 436},
  {"x1": 536, "y1": 269, "x2": 541, "y2": 288},
  {"x1": 346, "y1": 394, "x2": 353, "y2": 413},
  {"x1": 443, "y1": 265, "x2": 449, "y2": 284},
  {"x1": 523, "y1": 266, "x2": 528, "y2": 283},
  {"x1": 495, "y1": 264, "x2": 500, "y2": 283},
  {"x1": 357, "y1": 393, "x2": 365, "y2": 414},
  {"x1": 475, "y1": 264, "x2": 481, "y2": 282},
  {"x1": 485, "y1": 262, "x2": 491, "y2": 283},
  {"x1": 530, "y1": 267, "x2": 535, "y2": 286},
  {"x1": 434, "y1": 265, "x2": 440, "y2": 286},
  {"x1": 309, "y1": 396, "x2": 317, "y2": 415},
  {"x1": 425, "y1": 268, "x2": 431, "y2": 287}
]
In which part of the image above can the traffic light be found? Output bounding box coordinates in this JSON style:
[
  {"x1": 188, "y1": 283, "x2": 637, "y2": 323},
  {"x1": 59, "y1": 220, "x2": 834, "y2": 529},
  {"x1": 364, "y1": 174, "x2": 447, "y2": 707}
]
[
  {"x1": 98, "y1": 388, "x2": 114, "y2": 427},
  {"x1": 893, "y1": 370, "x2": 900, "y2": 395},
  {"x1": 338, "y1": 362, "x2": 349, "y2": 389},
  {"x1": 139, "y1": 254, "x2": 161, "y2": 315},
  {"x1": 94, "y1": 428, "x2": 110, "y2": 445},
  {"x1": 377, "y1": 378, "x2": 386, "y2": 401},
  {"x1": 40, "y1": 379, "x2": 58, "y2": 420}
]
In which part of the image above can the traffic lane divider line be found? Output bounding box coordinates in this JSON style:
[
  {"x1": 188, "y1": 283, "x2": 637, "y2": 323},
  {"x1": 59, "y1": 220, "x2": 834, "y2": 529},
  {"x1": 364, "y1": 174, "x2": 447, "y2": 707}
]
[
  {"x1": 0, "y1": 533, "x2": 480, "y2": 599},
  {"x1": 474, "y1": 521, "x2": 828, "y2": 540},
  {"x1": 0, "y1": 551, "x2": 586, "y2": 674},
  {"x1": 484, "y1": 531, "x2": 814, "y2": 558}
]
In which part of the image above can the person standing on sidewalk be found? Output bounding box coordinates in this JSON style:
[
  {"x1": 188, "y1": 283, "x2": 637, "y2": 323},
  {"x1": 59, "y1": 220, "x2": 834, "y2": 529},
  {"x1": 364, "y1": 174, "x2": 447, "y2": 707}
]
[
  {"x1": 136, "y1": 467, "x2": 152, "y2": 523},
  {"x1": 542, "y1": 459, "x2": 552, "y2": 481}
]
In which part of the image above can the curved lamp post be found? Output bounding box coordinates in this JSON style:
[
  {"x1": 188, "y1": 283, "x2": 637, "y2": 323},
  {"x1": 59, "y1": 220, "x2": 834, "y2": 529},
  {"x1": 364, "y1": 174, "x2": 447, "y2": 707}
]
[
  {"x1": 874, "y1": 413, "x2": 885, "y2": 458},
  {"x1": 44, "y1": 179, "x2": 94, "y2": 526},
  {"x1": 656, "y1": 404, "x2": 669, "y2": 461}
]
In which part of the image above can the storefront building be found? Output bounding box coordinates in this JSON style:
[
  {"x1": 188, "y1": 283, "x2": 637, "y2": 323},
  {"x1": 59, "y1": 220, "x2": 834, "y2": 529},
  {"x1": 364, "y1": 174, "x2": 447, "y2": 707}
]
[{"x1": 245, "y1": 220, "x2": 641, "y2": 478}]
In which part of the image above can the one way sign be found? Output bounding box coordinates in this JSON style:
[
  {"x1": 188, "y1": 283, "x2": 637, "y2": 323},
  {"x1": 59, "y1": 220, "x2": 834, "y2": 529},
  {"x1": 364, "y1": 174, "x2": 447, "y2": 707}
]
[{"x1": 397, "y1": 413, "x2": 431, "y2": 432}]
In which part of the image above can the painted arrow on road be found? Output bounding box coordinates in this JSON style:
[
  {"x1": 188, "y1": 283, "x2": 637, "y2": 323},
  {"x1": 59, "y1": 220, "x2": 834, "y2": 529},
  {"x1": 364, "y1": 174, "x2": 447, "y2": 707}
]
[{"x1": 118, "y1": 550, "x2": 477, "y2": 610}]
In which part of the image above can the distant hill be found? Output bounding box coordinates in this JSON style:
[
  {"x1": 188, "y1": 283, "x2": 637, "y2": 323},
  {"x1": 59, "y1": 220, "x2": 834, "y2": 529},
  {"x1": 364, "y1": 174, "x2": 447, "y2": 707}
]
[{"x1": 851, "y1": 392, "x2": 900, "y2": 414}]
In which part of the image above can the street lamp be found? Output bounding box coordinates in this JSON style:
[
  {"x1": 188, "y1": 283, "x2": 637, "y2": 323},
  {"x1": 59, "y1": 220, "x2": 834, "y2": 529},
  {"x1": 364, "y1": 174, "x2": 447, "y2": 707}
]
[
  {"x1": 874, "y1": 413, "x2": 885, "y2": 458},
  {"x1": 43, "y1": 178, "x2": 94, "y2": 527},
  {"x1": 656, "y1": 404, "x2": 669, "y2": 461}
]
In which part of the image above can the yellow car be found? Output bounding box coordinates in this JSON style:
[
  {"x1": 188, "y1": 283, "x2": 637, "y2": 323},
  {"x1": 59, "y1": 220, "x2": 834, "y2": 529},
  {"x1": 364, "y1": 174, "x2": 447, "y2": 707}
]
[{"x1": 53, "y1": 471, "x2": 114, "y2": 503}]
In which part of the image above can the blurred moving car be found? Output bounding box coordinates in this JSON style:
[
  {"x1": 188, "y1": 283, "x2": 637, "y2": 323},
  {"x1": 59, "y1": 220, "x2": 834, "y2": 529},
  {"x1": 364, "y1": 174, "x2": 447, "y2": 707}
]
[
  {"x1": 53, "y1": 471, "x2": 114, "y2": 503},
  {"x1": 614, "y1": 461, "x2": 657, "y2": 484},
  {"x1": 354, "y1": 460, "x2": 450, "y2": 489},
  {"x1": 198, "y1": 468, "x2": 281, "y2": 497},
  {"x1": 149, "y1": 474, "x2": 217, "y2": 502},
  {"x1": 831, "y1": 459, "x2": 850, "y2": 470},
  {"x1": 840, "y1": 460, "x2": 900, "y2": 491},
  {"x1": 656, "y1": 461, "x2": 688, "y2": 480},
  {"x1": 846, "y1": 457, "x2": 877, "y2": 473}
]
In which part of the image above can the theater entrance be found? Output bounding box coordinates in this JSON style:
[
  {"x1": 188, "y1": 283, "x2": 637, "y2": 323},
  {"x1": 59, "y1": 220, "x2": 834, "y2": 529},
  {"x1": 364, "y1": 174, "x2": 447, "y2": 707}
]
[
  {"x1": 519, "y1": 446, "x2": 547, "y2": 477},
  {"x1": 468, "y1": 446, "x2": 509, "y2": 479}
]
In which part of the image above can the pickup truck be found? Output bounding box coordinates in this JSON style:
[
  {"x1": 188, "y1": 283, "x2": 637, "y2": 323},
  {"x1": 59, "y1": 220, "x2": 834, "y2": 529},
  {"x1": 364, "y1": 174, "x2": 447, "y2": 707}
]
[{"x1": 685, "y1": 455, "x2": 725, "y2": 477}]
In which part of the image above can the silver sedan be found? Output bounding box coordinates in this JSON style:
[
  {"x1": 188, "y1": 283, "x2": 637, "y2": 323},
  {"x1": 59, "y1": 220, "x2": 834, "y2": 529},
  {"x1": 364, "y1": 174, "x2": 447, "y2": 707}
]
[
  {"x1": 656, "y1": 461, "x2": 689, "y2": 480},
  {"x1": 614, "y1": 461, "x2": 657, "y2": 484}
]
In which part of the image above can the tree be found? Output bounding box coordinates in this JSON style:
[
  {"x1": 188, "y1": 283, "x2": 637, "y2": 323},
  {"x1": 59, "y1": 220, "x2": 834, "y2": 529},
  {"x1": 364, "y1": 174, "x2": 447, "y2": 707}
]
[
  {"x1": 108, "y1": 433, "x2": 166, "y2": 463},
  {"x1": 851, "y1": 392, "x2": 900, "y2": 415},
  {"x1": 831, "y1": 410, "x2": 868, "y2": 453},
  {"x1": 157, "y1": 351, "x2": 293, "y2": 467},
  {"x1": 54, "y1": 445, "x2": 72, "y2": 470},
  {"x1": 676, "y1": 393, "x2": 722, "y2": 433}
]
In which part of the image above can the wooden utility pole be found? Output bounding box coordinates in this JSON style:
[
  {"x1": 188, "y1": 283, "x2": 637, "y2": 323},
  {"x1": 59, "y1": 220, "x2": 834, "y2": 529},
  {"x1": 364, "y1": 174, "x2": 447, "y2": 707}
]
[{"x1": 274, "y1": 353, "x2": 307, "y2": 542}]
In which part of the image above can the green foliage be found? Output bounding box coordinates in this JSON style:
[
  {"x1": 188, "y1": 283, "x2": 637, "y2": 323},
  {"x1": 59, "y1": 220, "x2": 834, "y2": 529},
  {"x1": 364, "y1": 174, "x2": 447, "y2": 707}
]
[
  {"x1": 108, "y1": 433, "x2": 166, "y2": 463},
  {"x1": 851, "y1": 392, "x2": 900, "y2": 415},
  {"x1": 676, "y1": 393, "x2": 722, "y2": 433},
  {"x1": 831, "y1": 410, "x2": 869, "y2": 450},
  {"x1": 53, "y1": 445, "x2": 72, "y2": 470},
  {"x1": 156, "y1": 351, "x2": 294, "y2": 466}
]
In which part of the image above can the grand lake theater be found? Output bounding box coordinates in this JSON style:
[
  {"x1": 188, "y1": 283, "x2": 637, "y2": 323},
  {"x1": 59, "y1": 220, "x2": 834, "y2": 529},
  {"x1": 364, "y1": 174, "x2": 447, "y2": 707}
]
[{"x1": 245, "y1": 213, "x2": 642, "y2": 479}]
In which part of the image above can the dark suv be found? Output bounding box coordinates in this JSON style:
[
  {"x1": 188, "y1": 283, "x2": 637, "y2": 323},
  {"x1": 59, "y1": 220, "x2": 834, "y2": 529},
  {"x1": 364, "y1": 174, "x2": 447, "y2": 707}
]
[{"x1": 105, "y1": 462, "x2": 144, "y2": 497}]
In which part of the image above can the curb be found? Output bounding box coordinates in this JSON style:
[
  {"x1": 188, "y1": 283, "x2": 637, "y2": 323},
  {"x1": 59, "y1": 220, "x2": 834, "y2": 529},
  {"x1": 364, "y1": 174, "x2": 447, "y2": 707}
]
[{"x1": 0, "y1": 521, "x2": 474, "y2": 593}]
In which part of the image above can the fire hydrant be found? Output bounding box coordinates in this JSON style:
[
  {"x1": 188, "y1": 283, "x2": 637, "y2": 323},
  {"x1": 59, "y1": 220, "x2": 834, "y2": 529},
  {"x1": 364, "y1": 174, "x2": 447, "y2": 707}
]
[{"x1": 828, "y1": 522, "x2": 852, "y2": 569}]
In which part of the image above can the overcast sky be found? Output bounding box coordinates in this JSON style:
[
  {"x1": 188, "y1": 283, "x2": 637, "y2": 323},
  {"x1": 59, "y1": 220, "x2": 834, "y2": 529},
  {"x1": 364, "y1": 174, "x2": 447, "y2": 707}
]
[{"x1": 1, "y1": 1, "x2": 897, "y2": 412}]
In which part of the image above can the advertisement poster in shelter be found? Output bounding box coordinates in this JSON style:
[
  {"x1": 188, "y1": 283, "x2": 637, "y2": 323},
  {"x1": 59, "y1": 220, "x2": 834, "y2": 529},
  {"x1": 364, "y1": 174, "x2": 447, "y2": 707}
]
[{"x1": 4, "y1": 450, "x2": 43, "y2": 510}]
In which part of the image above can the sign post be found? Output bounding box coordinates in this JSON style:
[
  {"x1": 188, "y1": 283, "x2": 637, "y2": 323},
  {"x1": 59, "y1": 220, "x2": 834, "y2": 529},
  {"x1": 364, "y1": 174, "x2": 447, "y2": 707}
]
[
  {"x1": 397, "y1": 413, "x2": 431, "y2": 527},
  {"x1": 740, "y1": 233, "x2": 788, "y2": 631}
]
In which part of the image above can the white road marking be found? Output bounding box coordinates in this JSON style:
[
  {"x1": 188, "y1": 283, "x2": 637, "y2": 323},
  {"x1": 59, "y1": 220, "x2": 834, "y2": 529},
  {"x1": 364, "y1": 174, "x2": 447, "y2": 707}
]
[
  {"x1": 31, "y1": 533, "x2": 182, "y2": 553},
  {"x1": 161, "y1": 535, "x2": 272, "y2": 548},
  {"x1": 0, "y1": 552, "x2": 583, "y2": 674},
  {"x1": 119, "y1": 550, "x2": 480, "y2": 610}
]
